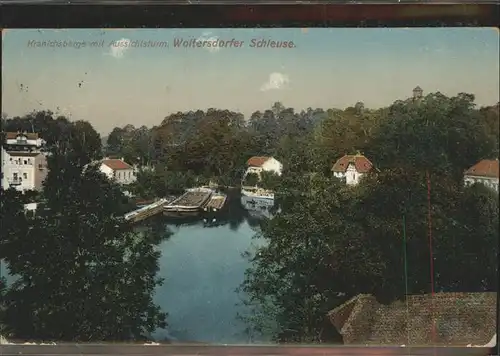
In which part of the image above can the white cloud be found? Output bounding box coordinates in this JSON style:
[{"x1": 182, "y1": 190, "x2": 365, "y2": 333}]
[
  {"x1": 108, "y1": 38, "x2": 131, "y2": 58},
  {"x1": 260, "y1": 72, "x2": 290, "y2": 92},
  {"x1": 197, "y1": 32, "x2": 220, "y2": 53}
]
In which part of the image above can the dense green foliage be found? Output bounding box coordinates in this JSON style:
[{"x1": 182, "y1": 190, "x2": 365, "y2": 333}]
[
  {"x1": 243, "y1": 173, "x2": 260, "y2": 187},
  {"x1": 1, "y1": 92, "x2": 498, "y2": 343},
  {"x1": 237, "y1": 95, "x2": 499, "y2": 343},
  {"x1": 1, "y1": 115, "x2": 168, "y2": 341}
]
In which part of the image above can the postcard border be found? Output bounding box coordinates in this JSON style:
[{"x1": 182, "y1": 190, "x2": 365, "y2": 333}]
[
  {"x1": 0, "y1": 3, "x2": 498, "y2": 356},
  {"x1": 0, "y1": 4, "x2": 498, "y2": 28}
]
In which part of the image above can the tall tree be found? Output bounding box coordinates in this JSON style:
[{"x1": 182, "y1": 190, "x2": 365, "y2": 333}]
[
  {"x1": 2, "y1": 111, "x2": 73, "y2": 149},
  {"x1": 367, "y1": 92, "x2": 495, "y2": 179},
  {"x1": 0, "y1": 137, "x2": 168, "y2": 341},
  {"x1": 239, "y1": 172, "x2": 383, "y2": 343},
  {"x1": 435, "y1": 183, "x2": 499, "y2": 292},
  {"x1": 106, "y1": 127, "x2": 125, "y2": 156}
]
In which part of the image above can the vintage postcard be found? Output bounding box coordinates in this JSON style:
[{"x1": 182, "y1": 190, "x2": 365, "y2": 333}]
[{"x1": 1, "y1": 28, "x2": 498, "y2": 349}]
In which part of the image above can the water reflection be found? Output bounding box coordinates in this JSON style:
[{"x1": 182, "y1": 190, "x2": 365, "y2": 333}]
[
  {"x1": 152, "y1": 190, "x2": 271, "y2": 343},
  {"x1": 0, "y1": 190, "x2": 272, "y2": 344},
  {"x1": 240, "y1": 195, "x2": 275, "y2": 220}
]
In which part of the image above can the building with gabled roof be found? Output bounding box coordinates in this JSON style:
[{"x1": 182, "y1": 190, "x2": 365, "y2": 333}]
[
  {"x1": 245, "y1": 156, "x2": 283, "y2": 176},
  {"x1": 332, "y1": 153, "x2": 374, "y2": 186},
  {"x1": 99, "y1": 158, "x2": 136, "y2": 185},
  {"x1": 464, "y1": 159, "x2": 499, "y2": 193}
]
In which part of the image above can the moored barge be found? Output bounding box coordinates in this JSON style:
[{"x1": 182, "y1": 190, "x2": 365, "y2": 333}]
[{"x1": 163, "y1": 187, "x2": 213, "y2": 217}]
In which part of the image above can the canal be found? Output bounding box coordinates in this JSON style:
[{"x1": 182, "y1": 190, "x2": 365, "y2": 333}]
[
  {"x1": 150, "y1": 194, "x2": 270, "y2": 344},
  {"x1": 1, "y1": 192, "x2": 273, "y2": 344},
  {"x1": 153, "y1": 220, "x2": 264, "y2": 343}
]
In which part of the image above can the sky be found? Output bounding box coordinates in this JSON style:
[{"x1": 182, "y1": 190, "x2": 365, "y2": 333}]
[{"x1": 2, "y1": 28, "x2": 499, "y2": 134}]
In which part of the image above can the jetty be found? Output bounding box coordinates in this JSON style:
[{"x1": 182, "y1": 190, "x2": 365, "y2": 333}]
[
  {"x1": 125, "y1": 198, "x2": 171, "y2": 224},
  {"x1": 164, "y1": 187, "x2": 213, "y2": 217}
]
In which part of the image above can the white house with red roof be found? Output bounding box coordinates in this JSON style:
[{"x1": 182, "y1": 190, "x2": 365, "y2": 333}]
[
  {"x1": 464, "y1": 159, "x2": 499, "y2": 193},
  {"x1": 331, "y1": 153, "x2": 374, "y2": 186},
  {"x1": 99, "y1": 158, "x2": 136, "y2": 185},
  {"x1": 241, "y1": 156, "x2": 282, "y2": 203},
  {"x1": 245, "y1": 156, "x2": 283, "y2": 177}
]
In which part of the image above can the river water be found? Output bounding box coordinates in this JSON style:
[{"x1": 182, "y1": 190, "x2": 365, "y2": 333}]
[
  {"x1": 150, "y1": 191, "x2": 272, "y2": 343},
  {"x1": 1, "y1": 191, "x2": 272, "y2": 344}
]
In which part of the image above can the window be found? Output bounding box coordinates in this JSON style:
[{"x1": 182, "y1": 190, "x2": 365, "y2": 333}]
[
  {"x1": 24, "y1": 160, "x2": 28, "y2": 164},
  {"x1": 23, "y1": 173, "x2": 28, "y2": 179},
  {"x1": 13, "y1": 173, "x2": 18, "y2": 180}
]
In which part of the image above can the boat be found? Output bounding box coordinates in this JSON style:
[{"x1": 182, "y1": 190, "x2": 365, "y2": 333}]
[
  {"x1": 163, "y1": 187, "x2": 213, "y2": 217},
  {"x1": 241, "y1": 186, "x2": 275, "y2": 200},
  {"x1": 202, "y1": 191, "x2": 228, "y2": 216},
  {"x1": 125, "y1": 198, "x2": 170, "y2": 223}
]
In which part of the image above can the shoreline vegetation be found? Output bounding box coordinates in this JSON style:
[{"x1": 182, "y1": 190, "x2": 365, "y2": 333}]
[{"x1": 1, "y1": 95, "x2": 499, "y2": 344}]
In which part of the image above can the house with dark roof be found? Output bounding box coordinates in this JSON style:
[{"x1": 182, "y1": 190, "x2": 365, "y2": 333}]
[
  {"x1": 327, "y1": 292, "x2": 497, "y2": 346},
  {"x1": 99, "y1": 158, "x2": 136, "y2": 185},
  {"x1": 464, "y1": 159, "x2": 499, "y2": 193},
  {"x1": 331, "y1": 153, "x2": 374, "y2": 186}
]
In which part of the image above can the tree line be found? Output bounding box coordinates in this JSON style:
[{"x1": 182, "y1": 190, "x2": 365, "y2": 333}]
[
  {"x1": 102, "y1": 96, "x2": 498, "y2": 197},
  {"x1": 1, "y1": 91, "x2": 499, "y2": 343}
]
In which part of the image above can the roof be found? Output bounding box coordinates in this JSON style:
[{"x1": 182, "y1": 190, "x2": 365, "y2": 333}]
[
  {"x1": 101, "y1": 159, "x2": 132, "y2": 170},
  {"x1": 6, "y1": 151, "x2": 41, "y2": 157},
  {"x1": 247, "y1": 156, "x2": 271, "y2": 167},
  {"x1": 5, "y1": 132, "x2": 39, "y2": 140},
  {"x1": 332, "y1": 154, "x2": 374, "y2": 173},
  {"x1": 328, "y1": 292, "x2": 497, "y2": 346},
  {"x1": 464, "y1": 159, "x2": 499, "y2": 178}
]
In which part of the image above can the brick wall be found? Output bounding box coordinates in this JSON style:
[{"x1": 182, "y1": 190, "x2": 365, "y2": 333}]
[
  {"x1": 367, "y1": 292, "x2": 496, "y2": 346},
  {"x1": 330, "y1": 292, "x2": 497, "y2": 346}
]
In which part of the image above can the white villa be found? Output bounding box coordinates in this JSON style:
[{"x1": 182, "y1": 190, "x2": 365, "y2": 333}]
[
  {"x1": 1, "y1": 132, "x2": 48, "y2": 192},
  {"x1": 464, "y1": 159, "x2": 499, "y2": 193},
  {"x1": 332, "y1": 153, "x2": 374, "y2": 186},
  {"x1": 99, "y1": 158, "x2": 137, "y2": 185},
  {"x1": 244, "y1": 156, "x2": 283, "y2": 178},
  {"x1": 241, "y1": 156, "x2": 282, "y2": 201}
]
